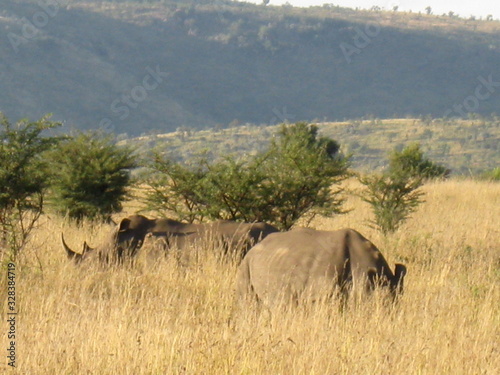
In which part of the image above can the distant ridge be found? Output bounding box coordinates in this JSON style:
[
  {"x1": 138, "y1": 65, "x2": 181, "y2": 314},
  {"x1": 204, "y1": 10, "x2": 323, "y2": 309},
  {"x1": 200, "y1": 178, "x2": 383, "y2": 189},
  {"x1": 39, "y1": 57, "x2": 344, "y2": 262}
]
[
  {"x1": 1, "y1": 0, "x2": 499, "y2": 135},
  {"x1": 121, "y1": 118, "x2": 500, "y2": 175}
]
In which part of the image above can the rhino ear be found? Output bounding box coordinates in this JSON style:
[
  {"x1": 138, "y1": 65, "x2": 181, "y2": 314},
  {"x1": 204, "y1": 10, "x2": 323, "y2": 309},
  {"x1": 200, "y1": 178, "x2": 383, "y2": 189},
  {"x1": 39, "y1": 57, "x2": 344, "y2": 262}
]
[{"x1": 118, "y1": 218, "x2": 131, "y2": 232}]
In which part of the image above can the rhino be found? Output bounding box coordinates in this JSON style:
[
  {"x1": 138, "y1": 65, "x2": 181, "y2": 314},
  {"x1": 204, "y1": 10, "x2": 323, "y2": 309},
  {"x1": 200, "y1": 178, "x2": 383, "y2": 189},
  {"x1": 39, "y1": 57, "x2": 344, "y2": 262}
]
[
  {"x1": 236, "y1": 227, "x2": 407, "y2": 307},
  {"x1": 61, "y1": 214, "x2": 278, "y2": 264}
]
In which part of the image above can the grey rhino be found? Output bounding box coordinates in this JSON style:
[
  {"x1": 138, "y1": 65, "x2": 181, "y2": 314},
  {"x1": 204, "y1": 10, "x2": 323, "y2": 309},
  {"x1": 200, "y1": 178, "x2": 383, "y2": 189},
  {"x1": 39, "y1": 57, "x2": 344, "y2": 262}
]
[
  {"x1": 62, "y1": 214, "x2": 278, "y2": 264},
  {"x1": 236, "y1": 227, "x2": 407, "y2": 306}
]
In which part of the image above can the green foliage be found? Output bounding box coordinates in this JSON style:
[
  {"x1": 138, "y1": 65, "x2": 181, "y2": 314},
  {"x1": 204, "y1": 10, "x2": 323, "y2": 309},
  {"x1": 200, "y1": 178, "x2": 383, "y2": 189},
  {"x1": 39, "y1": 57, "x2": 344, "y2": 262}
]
[
  {"x1": 254, "y1": 123, "x2": 349, "y2": 229},
  {"x1": 144, "y1": 123, "x2": 349, "y2": 229},
  {"x1": 359, "y1": 143, "x2": 436, "y2": 235},
  {"x1": 359, "y1": 173, "x2": 424, "y2": 235},
  {"x1": 145, "y1": 154, "x2": 208, "y2": 223},
  {"x1": 0, "y1": 114, "x2": 61, "y2": 258},
  {"x1": 389, "y1": 143, "x2": 450, "y2": 180},
  {"x1": 48, "y1": 132, "x2": 136, "y2": 222},
  {"x1": 198, "y1": 155, "x2": 267, "y2": 223}
]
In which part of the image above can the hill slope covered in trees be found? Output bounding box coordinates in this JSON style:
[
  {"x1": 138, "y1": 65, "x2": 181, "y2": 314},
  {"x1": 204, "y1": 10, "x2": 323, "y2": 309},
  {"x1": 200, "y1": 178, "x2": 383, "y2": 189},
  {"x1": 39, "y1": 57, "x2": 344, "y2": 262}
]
[{"x1": 1, "y1": 0, "x2": 499, "y2": 135}]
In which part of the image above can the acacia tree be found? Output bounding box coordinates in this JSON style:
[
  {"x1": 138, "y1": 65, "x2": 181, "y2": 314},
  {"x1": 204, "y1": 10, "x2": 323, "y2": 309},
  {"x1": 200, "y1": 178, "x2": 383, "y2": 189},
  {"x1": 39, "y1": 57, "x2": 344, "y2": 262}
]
[
  {"x1": 359, "y1": 172, "x2": 424, "y2": 235},
  {"x1": 389, "y1": 143, "x2": 450, "y2": 180},
  {"x1": 145, "y1": 154, "x2": 208, "y2": 223},
  {"x1": 0, "y1": 114, "x2": 61, "y2": 259},
  {"x1": 48, "y1": 132, "x2": 136, "y2": 222},
  {"x1": 197, "y1": 155, "x2": 267, "y2": 222},
  {"x1": 358, "y1": 143, "x2": 448, "y2": 235},
  {"x1": 145, "y1": 122, "x2": 350, "y2": 230},
  {"x1": 254, "y1": 123, "x2": 349, "y2": 229}
]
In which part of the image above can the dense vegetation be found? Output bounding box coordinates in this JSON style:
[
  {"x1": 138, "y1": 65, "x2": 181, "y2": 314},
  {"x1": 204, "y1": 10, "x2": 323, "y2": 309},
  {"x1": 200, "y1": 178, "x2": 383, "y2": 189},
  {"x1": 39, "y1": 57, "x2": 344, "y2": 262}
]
[
  {"x1": 1, "y1": 0, "x2": 499, "y2": 134},
  {"x1": 0, "y1": 115, "x2": 136, "y2": 257},
  {"x1": 0, "y1": 115, "x2": 61, "y2": 257},
  {"x1": 48, "y1": 132, "x2": 136, "y2": 222},
  {"x1": 145, "y1": 123, "x2": 349, "y2": 229}
]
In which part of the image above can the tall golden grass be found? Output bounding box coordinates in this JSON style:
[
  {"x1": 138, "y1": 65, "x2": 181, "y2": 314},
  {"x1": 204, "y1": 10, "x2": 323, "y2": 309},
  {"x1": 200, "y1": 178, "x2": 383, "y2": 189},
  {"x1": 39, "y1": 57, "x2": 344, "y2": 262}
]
[{"x1": 2, "y1": 179, "x2": 499, "y2": 374}]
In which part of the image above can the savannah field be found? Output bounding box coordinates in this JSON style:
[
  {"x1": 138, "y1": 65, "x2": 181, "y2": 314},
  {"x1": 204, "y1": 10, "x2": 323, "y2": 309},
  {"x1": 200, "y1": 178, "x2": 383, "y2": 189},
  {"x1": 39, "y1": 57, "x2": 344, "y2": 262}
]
[{"x1": 1, "y1": 179, "x2": 499, "y2": 374}]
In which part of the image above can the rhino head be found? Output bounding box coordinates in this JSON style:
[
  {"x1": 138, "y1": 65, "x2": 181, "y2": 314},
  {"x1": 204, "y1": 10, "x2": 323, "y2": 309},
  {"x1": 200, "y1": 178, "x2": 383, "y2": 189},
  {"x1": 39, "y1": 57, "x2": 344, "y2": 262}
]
[
  {"x1": 391, "y1": 263, "x2": 407, "y2": 295},
  {"x1": 61, "y1": 231, "x2": 116, "y2": 264},
  {"x1": 61, "y1": 215, "x2": 153, "y2": 264}
]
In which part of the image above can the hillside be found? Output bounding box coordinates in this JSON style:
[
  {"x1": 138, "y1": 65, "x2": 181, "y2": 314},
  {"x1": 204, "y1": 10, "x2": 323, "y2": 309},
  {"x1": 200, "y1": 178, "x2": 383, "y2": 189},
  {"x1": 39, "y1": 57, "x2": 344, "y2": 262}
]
[
  {"x1": 1, "y1": 0, "x2": 500, "y2": 135},
  {"x1": 124, "y1": 117, "x2": 500, "y2": 175}
]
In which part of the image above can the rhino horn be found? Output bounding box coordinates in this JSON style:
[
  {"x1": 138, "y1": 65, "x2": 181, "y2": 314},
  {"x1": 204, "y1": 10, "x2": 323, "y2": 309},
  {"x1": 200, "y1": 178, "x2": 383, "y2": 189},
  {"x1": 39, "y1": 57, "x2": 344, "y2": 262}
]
[
  {"x1": 83, "y1": 241, "x2": 95, "y2": 254},
  {"x1": 61, "y1": 233, "x2": 83, "y2": 262}
]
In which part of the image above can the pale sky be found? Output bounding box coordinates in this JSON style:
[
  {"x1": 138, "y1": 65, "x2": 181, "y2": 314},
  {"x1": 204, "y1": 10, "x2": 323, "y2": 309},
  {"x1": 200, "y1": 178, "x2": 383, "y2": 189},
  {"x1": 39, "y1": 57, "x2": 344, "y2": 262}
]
[{"x1": 243, "y1": 1, "x2": 500, "y2": 19}]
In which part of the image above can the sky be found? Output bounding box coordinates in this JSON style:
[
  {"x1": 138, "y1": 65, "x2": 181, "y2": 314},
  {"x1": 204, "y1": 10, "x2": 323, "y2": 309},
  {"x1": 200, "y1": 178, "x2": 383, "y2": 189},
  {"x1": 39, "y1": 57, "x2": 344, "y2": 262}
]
[{"x1": 243, "y1": 1, "x2": 500, "y2": 19}]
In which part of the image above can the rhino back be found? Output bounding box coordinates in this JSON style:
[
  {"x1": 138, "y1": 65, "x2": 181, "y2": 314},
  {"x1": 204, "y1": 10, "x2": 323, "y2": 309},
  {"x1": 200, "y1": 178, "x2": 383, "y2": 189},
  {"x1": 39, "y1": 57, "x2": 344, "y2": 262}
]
[
  {"x1": 151, "y1": 218, "x2": 199, "y2": 234},
  {"x1": 243, "y1": 229, "x2": 349, "y2": 305}
]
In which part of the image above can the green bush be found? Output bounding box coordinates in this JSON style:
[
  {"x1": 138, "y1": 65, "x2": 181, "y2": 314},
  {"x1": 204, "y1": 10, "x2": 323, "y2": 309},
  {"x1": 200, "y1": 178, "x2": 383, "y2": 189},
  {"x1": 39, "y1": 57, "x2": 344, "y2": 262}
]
[
  {"x1": 389, "y1": 143, "x2": 450, "y2": 179},
  {"x1": 197, "y1": 155, "x2": 266, "y2": 223},
  {"x1": 145, "y1": 155, "x2": 208, "y2": 223},
  {"x1": 144, "y1": 122, "x2": 350, "y2": 229},
  {"x1": 359, "y1": 172, "x2": 424, "y2": 235},
  {"x1": 253, "y1": 123, "x2": 349, "y2": 229},
  {"x1": 48, "y1": 132, "x2": 136, "y2": 222},
  {"x1": 358, "y1": 143, "x2": 443, "y2": 235},
  {"x1": 0, "y1": 114, "x2": 61, "y2": 258}
]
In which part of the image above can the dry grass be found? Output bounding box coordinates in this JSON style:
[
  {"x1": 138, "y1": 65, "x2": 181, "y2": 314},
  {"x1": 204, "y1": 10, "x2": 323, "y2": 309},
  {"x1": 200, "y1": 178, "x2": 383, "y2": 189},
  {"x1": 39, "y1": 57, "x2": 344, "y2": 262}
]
[{"x1": 2, "y1": 179, "x2": 499, "y2": 374}]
